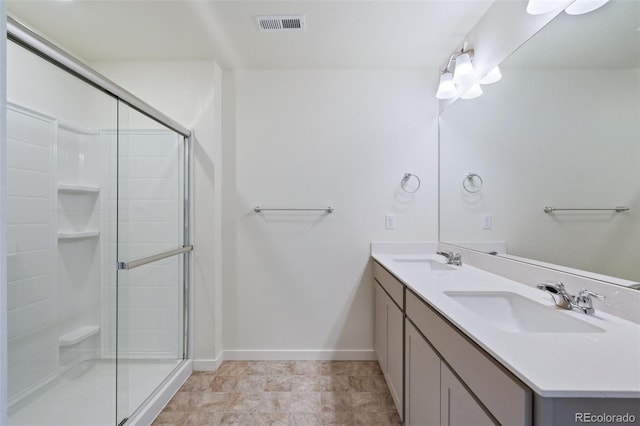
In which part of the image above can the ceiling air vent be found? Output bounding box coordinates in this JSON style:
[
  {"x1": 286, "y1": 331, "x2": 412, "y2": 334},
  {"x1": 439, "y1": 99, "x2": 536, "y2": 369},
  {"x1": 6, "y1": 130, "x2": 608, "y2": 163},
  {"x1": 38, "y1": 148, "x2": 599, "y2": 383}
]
[{"x1": 256, "y1": 15, "x2": 306, "y2": 32}]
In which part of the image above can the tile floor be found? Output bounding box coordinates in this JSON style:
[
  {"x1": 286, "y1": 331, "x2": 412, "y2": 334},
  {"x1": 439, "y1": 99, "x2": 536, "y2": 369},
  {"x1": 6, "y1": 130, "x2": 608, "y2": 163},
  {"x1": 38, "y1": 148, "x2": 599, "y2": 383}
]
[{"x1": 153, "y1": 360, "x2": 402, "y2": 425}]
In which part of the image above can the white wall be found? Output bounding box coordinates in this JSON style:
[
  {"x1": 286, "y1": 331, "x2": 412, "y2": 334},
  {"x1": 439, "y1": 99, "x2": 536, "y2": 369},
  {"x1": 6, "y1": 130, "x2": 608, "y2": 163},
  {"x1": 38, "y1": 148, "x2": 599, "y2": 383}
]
[
  {"x1": 223, "y1": 70, "x2": 438, "y2": 359},
  {"x1": 7, "y1": 42, "x2": 117, "y2": 129},
  {"x1": 440, "y1": 68, "x2": 640, "y2": 281},
  {"x1": 93, "y1": 61, "x2": 224, "y2": 369}
]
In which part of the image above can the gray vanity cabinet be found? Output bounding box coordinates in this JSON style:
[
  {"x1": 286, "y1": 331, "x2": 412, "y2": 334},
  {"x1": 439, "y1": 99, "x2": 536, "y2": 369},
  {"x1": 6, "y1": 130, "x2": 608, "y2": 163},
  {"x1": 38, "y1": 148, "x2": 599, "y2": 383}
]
[
  {"x1": 405, "y1": 320, "x2": 441, "y2": 425},
  {"x1": 407, "y1": 289, "x2": 532, "y2": 425},
  {"x1": 405, "y1": 309, "x2": 495, "y2": 426},
  {"x1": 440, "y1": 364, "x2": 495, "y2": 426},
  {"x1": 373, "y1": 260, "x2": 532, "y2": 426},
  {"x1": 373, "y1": 262, "x2": 404, "y2": 419}
]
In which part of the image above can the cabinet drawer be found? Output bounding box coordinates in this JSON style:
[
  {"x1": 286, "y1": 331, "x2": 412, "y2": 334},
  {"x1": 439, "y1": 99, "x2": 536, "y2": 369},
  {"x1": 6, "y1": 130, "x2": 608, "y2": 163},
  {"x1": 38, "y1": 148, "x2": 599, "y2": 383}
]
[
  {"x1": 373, "y1": 261, "x2": 404, "y2": 308},
  {"x1": 406, "y1": 290, "x2": 532, "y2": 426}
]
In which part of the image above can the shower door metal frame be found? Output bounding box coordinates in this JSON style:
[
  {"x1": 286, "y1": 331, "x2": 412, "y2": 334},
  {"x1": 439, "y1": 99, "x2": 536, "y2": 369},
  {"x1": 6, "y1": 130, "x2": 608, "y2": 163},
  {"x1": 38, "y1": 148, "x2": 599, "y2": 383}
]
[{"x1": 6, "y1": 14, "x2": 195, "y2": 424}]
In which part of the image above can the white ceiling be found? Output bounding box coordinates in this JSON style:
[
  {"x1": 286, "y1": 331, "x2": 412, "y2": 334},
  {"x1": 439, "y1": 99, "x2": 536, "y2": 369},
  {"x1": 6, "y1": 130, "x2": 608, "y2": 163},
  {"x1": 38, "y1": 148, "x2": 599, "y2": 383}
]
[{"x1": 7, "y1": 0, "x2": 495, "y2": 70}]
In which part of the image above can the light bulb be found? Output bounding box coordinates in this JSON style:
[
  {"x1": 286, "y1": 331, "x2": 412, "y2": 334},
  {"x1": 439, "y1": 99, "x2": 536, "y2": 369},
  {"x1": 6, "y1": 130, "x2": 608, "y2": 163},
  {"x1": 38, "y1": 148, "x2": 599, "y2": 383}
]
[
  {"x1": 526, "y1": 0, "x2": 564, "y2": 15},
  {"x1": 453, "y1": 53, "x2": 475, "y2": 85},
  {"x1": 436, "y1": 72, "x2": 458, "y2": 100},
  {"x1": 460, "y1": 84, "x2": 483, "y2": 100},
  {"x1": 565, "y1": 0, "x2": 609, "y2": 15},
  {"x1": 479, "y1": 66, "x2": 502, "y2": 85}
]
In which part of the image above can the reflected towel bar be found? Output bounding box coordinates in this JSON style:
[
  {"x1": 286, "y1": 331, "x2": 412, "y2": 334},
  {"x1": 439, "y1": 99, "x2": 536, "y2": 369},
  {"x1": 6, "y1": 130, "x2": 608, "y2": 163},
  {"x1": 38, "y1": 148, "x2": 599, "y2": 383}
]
[
  {"x1": 118, "y1": 245, "x2": 194, "y2": 270},
  {"x1": 543, "y1": 206, "x2": 630, "y2": 213},
  {"x1": 254, "y1": 206, "x2": 334, "y2": 214}
]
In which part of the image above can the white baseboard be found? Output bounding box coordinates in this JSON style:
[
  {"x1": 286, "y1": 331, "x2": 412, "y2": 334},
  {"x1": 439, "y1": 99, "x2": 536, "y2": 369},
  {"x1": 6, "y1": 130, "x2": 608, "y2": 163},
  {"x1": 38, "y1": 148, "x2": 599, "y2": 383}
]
[
  {"x1": 193, "y1": 351, "x2": 224, "y2": 371},
  {"x1": 129, "y1": 359, "x2": 192, "y2": 426},
  {"x1": 223, "y1": 349, "x2": 376, "y2": 361}
]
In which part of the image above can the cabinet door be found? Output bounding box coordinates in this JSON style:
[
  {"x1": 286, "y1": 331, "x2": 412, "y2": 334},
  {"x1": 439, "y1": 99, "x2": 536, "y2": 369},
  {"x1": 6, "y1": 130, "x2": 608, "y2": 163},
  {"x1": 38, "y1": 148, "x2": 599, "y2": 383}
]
[
  {"x1": 405, "y1": 321, "x2": 440, "y2": 426},
  {"x1": 441, "y1": 364, "x2": 496, "y2": 426},
  {"x1": 374, "y1": 282, "x2": 387, "y2": 370},
  {"x1": 387, "y1": 300, "x2": 403, "y2": 418}
]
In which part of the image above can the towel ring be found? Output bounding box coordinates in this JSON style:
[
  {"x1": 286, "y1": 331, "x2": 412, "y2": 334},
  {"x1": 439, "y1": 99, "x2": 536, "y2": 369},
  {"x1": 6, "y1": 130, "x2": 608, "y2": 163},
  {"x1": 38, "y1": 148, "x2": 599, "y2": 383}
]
[
  {"x1": 463, "y1": 173, "x2": 483, "y2": 193},
  {"x1": 401, "y1": 173, "x2": 421, "y2": 193}
]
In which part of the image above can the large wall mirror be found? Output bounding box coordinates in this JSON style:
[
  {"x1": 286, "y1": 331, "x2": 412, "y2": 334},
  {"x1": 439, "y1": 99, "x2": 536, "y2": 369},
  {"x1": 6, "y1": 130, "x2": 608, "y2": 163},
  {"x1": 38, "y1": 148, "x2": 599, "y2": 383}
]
[{"x1": 439, "y1": 0, "x2": 640, "y2": 288}]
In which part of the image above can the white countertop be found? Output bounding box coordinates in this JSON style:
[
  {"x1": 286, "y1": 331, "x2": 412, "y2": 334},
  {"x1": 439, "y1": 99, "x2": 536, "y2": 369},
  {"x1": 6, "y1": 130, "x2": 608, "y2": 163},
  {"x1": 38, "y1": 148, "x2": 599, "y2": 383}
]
[{"x1": 372, "y1": 252, "x2": 640, "y2": 398}]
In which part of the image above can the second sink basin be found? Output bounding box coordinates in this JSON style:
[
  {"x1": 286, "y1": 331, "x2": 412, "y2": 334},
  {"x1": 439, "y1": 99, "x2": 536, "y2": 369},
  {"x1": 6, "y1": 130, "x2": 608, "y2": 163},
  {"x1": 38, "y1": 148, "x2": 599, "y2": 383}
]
[{"x1": 444, "y1": 291, "x2": 605, "y2": 333}]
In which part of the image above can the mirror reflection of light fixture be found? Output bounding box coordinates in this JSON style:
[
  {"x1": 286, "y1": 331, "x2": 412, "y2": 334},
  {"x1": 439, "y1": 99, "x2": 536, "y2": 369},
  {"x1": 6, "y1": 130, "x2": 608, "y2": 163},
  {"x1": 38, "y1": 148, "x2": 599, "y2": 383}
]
[
  {"x1": 435, "y1": 46, "x2": 501, "y2": 100},
  {"x1": 526, "y1": 0, "x2": 565, "y2": 14},
  {"x1": 460, "y1": 83, "x2": 483, "y2": 100},
  {"x1": 436, "y1": 72, "x2": 458, "y2": 100},
  {"x1": 479, "y1": 66, "x2": 502, "y2": 85},
  {"x1": 565, "y1": 0, "x2": 609, "y2": 15}
]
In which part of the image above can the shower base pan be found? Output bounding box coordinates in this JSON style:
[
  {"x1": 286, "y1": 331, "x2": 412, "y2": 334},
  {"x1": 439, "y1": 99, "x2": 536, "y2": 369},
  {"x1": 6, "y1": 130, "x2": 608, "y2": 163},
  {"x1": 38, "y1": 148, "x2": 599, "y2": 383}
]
[{"x1": 8, "y1": 358, "x2": 182, "y2": 426}]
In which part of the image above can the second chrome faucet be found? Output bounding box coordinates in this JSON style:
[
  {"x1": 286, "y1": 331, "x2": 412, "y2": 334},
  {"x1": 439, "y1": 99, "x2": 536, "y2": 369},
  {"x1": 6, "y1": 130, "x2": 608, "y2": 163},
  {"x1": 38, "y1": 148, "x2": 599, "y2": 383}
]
[
  {"x1": 437, "y1": 251, "x2": 462, "y2": 266},
  {"x1": 537, "y1": 281, "x2": 605, "y2": 315}
]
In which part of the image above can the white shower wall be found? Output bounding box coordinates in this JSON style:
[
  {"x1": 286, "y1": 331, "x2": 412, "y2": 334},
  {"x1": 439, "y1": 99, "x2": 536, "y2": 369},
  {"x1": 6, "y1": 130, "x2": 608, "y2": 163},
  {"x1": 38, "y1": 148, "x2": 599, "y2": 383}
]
[
  {"x1": 6, "y1": 106, "x2": 57, "y2": 403},
  {"x1": 57, "y1": 124, "x2": 105, "y2": 372}
]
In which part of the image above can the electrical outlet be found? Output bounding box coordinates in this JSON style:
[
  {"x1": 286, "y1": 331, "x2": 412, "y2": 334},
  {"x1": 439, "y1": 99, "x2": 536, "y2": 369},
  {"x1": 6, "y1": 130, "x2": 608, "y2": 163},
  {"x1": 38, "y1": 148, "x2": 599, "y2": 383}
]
[
  {"x1": 481, "y1": 214, "x2": 492, "y2": 230},
  {"x1": 385, "y1": 214, "x2": 396, "y2": 230}
]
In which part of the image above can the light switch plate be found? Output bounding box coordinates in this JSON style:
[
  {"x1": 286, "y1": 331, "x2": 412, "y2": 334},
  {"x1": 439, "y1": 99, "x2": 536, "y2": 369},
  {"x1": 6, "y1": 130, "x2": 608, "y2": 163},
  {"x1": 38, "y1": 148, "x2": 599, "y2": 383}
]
[
  {"x1": 481, "y1": 214, "x2": 492, "y2": 230},
  {"x1": 385, "y1": 214, "x2": 396, "y2": 230}
]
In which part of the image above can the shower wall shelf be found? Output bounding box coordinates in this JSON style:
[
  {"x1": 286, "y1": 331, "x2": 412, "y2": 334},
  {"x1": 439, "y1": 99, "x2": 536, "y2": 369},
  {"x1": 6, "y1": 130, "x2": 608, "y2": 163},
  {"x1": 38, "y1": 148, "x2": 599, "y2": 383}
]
[
  {"x1": 59, "y1": 325, "x2": 100, "y2": 347},
  {"x1": 58, "y1": 231, "x2": 100, "y2": 240},
  {"x1": 58, "y1": 184, "x2": 100, "y2": 194}
]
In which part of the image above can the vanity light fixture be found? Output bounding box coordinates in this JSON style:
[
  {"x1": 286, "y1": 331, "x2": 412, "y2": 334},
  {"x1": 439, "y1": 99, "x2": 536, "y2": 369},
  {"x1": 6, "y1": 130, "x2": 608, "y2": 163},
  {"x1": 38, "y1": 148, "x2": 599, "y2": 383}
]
[
  {"x1": 436, "y1": 72, "x2": 458, "y2": 100},
  {"x1": 564, "y1": 0, "x2": 609, "y2": 15},
  {"x1": 460, "y1": 83, "x2": 483, "y2": 100},
  {"x1": 435, "y1": 47, "x2": 476, "y2": 100},
  {"x1": 479, "y1": 65, "x2": 502, "y2": 85},
  {"x1": 452, "y1": 52, "x2": 475, "y2": 84}
]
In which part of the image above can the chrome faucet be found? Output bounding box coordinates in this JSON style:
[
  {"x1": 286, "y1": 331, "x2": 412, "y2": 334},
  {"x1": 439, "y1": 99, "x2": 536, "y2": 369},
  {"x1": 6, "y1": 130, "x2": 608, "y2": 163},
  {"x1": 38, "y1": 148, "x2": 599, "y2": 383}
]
[
  {"x1": 574, "y1": 289, "x2": 606, "y2": 315},
  {"x1": 437, "y1": 251, "x2": 462, "y2": 266},
  {"x1": 536, "y1": 281, "x2": 605, "y2": 315},
  {"x1": 536, "y1": 281, "x2": 573, "y2": 310}
]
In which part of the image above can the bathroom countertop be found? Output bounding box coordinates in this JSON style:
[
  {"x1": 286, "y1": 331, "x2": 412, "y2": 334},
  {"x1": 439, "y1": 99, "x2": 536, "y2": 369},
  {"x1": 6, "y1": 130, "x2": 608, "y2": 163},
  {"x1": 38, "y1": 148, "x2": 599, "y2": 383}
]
[{"x1": 372, "y1": 252, "x2": 640, "y2": 398}]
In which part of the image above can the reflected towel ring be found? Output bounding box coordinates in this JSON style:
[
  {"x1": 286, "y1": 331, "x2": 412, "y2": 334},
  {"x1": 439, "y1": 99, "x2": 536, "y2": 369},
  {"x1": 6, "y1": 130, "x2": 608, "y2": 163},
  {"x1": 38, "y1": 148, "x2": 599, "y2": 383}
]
[
  {"x1": 401, "y1": 173, "x2": 421, "y2": 193},
  {"x1": 463, "y1": 173, "x2": 483, "y2": 193}
]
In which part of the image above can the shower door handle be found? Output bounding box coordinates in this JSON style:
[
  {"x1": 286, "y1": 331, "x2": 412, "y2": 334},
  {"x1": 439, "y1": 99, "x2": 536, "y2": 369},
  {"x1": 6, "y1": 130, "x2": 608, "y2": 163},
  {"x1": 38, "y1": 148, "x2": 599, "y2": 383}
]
[{"x1": 117, "y1": 245, "x2": 193, "y2": 270}]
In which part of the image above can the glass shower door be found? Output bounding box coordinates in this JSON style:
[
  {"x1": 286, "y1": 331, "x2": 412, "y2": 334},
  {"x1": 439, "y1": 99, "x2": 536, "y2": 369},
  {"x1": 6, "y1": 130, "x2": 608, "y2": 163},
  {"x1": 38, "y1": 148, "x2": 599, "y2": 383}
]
[{"x1": 115, "y1": 101, "x2": 188, "y2": 424}]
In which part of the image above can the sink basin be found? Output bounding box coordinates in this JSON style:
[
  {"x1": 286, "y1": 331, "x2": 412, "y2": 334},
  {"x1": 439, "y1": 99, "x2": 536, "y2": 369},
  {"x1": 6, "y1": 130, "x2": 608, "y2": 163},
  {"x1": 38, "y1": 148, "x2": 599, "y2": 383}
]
[
  {"x1": 444, "y1": 291, "x2": 605, "y2": 333},
  {"x1": 393, "y1": 258, "x2": 455, "y2": 271}
]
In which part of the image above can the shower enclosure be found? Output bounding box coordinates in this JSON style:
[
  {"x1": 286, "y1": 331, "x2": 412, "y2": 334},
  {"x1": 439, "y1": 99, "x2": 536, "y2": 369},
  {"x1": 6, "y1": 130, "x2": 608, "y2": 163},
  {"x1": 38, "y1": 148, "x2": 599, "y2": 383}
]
[{"x1": 5, "y1": 18, "x2": 192, "y2": 425}]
